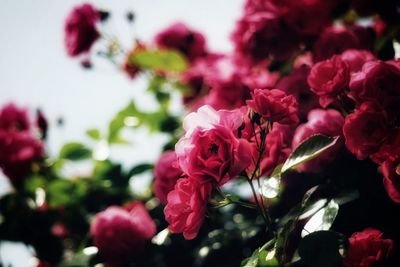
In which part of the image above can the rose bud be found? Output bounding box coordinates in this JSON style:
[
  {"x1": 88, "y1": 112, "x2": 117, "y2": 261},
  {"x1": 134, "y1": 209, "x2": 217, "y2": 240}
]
[
  {"x1": 154, "y1": 22, "x2": 207, "y2": 62},
  {"x1": 90, "y1": 203, "x2": 156, "y2": 265},
  {"x1": 64, "y1": 3, "x2": 100, "y2": 57},
  {"x1": 36, "y1": 109, "x2": 48, "y2": 140},
  {"x1": 344, "y1": 228, "x2": 394, "y2": 267},
  {"x1": 246, "y1": 89, "x2": 299, "y2": 125},
  {"x1": 153, "y1": 150, "x2": 183, "y2": 204},
  {"x1": 164, "y1": 178, "x2": 212, "y2": 240},
  {"x1": 123, "y1": 41, "x2": 146, "y2": 79}
]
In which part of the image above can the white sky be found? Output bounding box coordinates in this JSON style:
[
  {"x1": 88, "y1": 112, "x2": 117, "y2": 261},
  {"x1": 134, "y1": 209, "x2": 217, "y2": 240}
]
[{"x1": 0, "y1": 1, "x2": 244, "y2": 265}]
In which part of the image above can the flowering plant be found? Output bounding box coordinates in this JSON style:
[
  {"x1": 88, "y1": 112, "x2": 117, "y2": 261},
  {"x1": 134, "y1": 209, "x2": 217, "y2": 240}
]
[{"x1": 1, "y1": 1, "x2": 400, "y2": 267}]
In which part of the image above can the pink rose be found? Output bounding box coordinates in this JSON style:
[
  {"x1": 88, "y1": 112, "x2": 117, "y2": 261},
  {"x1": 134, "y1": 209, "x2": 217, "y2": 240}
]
[
  {"x1": 231, "y1": 5, "x2": 299, "y2": 62},
  {"x1": 180, "y1": 54, "x2": 222, "y2": 106},
  {"x1": 378, "y1": 139, "x2": 400, "y2": 203},
  {"x1": 90, "y1": 203, "x2": 156, "y2": 264},
  {"x1": 371, "y1": 132, "x2": 400, "y2": 165},
  {"x1": 155, "y1": 22, "x2": 207, "y2": 62},
  {"x1": 349, "y1": 60, "x2": 400, "y2": 109},
  {"x1": 382, "y1": 158, "x2": 400, "y2": 203},
  {"x1": 276, "y1": 67, "x2": 319, "y2": 121},
  {"x1": 292, "y1": 109, "x2": 344, "y2": 172},
  {"x1": 0, "y1": 103, "x2": 30, "y2": 132},
  {"x1": 176, "y1": 105, "x2": 252, "y2": 186},
  {"x1": 240, "y1": 65, "x2": 280, "y2": 90},
  {"x1": 344, "y1": 228, "x2": 394, "y2": 267},
  {"x1": 281, "y1": 0, "x2": 336, "y2": 42},
  {"x1": 313, "y1": 26, "x2": 360, "y2": 62},
  {"x1": 153, "y1": 151, "x2": 183, "y2": 204},
  {"x1": 203, "y1": 56, "x2": 250, "y2": 110},
  {"x1": 205, "y1": 80, "x2": 249, "y2": 111},
  {"x1": 343, "y1": 102, "x2": 389, "y2": 160},
  {"x1": 0, "y1": 131, "x2": 44, "y2": 187},
  {"x1": 307, "y1": 55, "x2": 350, "y2": 108},
  {"x1": 257, "y1": 123, "x2": 293, "y2": 176},
  {"x1": 246, "y1": 89, "x2": 299, "y2": 125},
  {"x1": 64, "y1": 3, "x2": 100, "y2": 57},
  {"x1": 164, "y1": 178, "x2": 212, "y2": 240},
  {"x1": 340, "y1": 49, "x2": 376, "y2": 73}
]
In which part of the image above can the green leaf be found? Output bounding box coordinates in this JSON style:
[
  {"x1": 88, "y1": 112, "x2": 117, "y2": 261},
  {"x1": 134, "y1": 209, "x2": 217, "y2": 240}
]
[
  {"x1": 47, "y1": 179, "x2": 88, "y2": 208},
  {"x1": 86, "y1": 128, "x2": 101, "y2": 140},
  {"x1": 148, "y1": 75, "x2": 167, "y2": 93},
  {"x1": 281, "y1": 135, "x2": 339, "y2": 173},
  {"x1": 24, "y1": 175, "x2": 46, "y2": 194},
  {"x1": 108, "y1": 102, "x2": 140, "y2": 143},
  {"x1": 131, "y1": 49, "x2": 188, "y2": 72},
  {"x1": 59, "y1": 142, "x2": 91, "y2": 160},
  {"x1": 241, "y1": 240, "x2": 277, "y2": 267},
  {"x1": 59, "y1": 251, "x2": 92, "y2": 267},
  {"x1": 298, "y1": 231, "x2": 348, "y2": 267},
  {"x1": 302, "y1": 200, "x2": 339, "y2": 237},
  {"x1": 47, "y1": 179, "x2": 74, "y2": 207},
  {"x1": 128, "y1": 163, "x2": 154, "y2": 177},
  {"x1": 107, "y1": 101, "x2": 169, "y2": 143}
]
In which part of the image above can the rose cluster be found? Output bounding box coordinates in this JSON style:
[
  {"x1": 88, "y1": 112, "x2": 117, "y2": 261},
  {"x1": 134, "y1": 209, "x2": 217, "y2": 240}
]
[
  {"x1": 54, "y1": 0, "x2": 400, "y2": 266},
  {"x1": 307, "y1": 48, "x2": 400, "y2": 203}
]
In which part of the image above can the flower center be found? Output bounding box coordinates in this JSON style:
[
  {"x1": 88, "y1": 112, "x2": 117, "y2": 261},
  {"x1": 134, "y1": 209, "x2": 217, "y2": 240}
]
[{"x1": 208, "y1": 143, "x2": 219, "y2": 155}]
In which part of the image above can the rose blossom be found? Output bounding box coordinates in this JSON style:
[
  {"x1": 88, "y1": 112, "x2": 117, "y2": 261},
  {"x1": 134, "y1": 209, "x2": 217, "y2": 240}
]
[
  {"x1": 180, "y1": 54, "x2": 222, "y2": 106},
  {"x1": 205, "y1": 73, "x2": 249, "y2": 110},
  {"x1": 153, "y1": 150, "x2": 183, "y2": 204},
  {"x1": 231, "y1": 3, "x2": 299, "y2": 62},
  {"x1": 0, "y1": 130, "x2": 44, "y2": 186},
  {"x1": 281, "y1": 0, "x2": 336, "y2": 43},
  {"x1": 176, "y1": 105, "x2": 252, "y2": 186},
  {"x1": 379, "y1": 139, "x2": 400, "y2": 203},
  {"x1": 340, "y1": 49, "x2": 376, "y2": 73},
  {"x1": 164, "y1": 178, "x2": 212, "y2": 240},
  {"x1": 343, "y1": 102, "x2": 389, "y2": 160},
  {"x1": 313, "y1": 26, "x2": 360, "y2": 62},
  {"x1": 257, "y1": 124, "x2": 293, "y2": 176},
  {"x1": 246, "y1": 89, "x2": 299, "y2": 125},
  {"x1": 202, "y1": 55, "x2": 250, "y2": 110},
  {"x1": 154, "y1": 22, "x2": 207, "y2": 62},
  {"x1": 276, "y1": 66, "x2": 319, "y2": 121},
  {"x1": 64, "y1": 3, "x2": 100, "y2": 57},
  {"x1": 307, "y1": 55, "x2": 350, "y2": 108},
  {"x1": 0, "y1": 103, "x2": 30, "y2": 132},
  {"x1": 90, "y1": 203, "x2": 156, "y2": 264},
  {"x1": 292, "y1": 109, "x2": 344, "y2": 172},
  {"x1": 349, "y1": 60, "x2": 400, "y2": 108},
  {"x1": 344, "y1": 228, "x2": 394, "y2": 267},
  {"x1": 382, "y1": 158, "x2": 400, "y2": 203}
]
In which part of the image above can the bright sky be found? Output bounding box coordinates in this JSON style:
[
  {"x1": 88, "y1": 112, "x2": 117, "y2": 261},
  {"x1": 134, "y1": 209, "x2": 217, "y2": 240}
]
[{"x1": 0, "y1": 1, "x2": 244, "y2": 265}]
